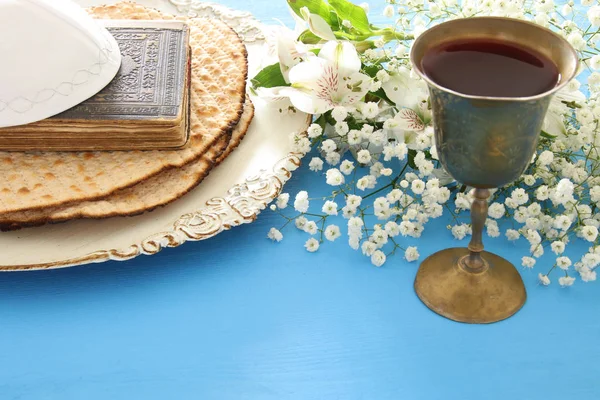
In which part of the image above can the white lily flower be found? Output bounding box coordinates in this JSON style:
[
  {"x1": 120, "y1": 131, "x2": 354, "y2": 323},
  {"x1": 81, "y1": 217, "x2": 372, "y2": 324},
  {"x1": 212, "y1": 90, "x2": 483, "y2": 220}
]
[
  {"x1": 277, "y1": 30, "x2": 310, "y2": 83},
  {"x1": 282, "y1": 41, "x2": 371, "y2": 114},
  {"x1": 381, "y1": 67, "x2": 428, "y2": 109}
]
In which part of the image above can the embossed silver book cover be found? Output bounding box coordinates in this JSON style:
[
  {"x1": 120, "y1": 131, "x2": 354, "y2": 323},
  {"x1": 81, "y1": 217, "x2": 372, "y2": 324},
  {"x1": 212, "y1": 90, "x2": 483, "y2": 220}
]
[{"x1": 55, "y1": 20, "x2": 190, "y2": 121}]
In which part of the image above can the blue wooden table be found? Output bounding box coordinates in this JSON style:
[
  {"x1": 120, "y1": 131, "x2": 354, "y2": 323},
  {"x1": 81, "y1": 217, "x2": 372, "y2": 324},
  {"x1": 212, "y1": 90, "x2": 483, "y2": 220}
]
[{"x1": 1, "y1": 2, "x2": 599, "y2": 399}]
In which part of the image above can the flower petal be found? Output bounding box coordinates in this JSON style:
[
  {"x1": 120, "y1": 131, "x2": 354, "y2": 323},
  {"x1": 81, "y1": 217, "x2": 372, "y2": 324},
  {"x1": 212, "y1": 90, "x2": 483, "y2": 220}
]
[
  {"x1": 319, "y1": 41, "x2": 361, "y2": 76},
  {"x1": 306, "y1": 13, "x2": 336, "y2": 41},
  {"x1": 279, "y1": 87, "x2": 332, "y2": 114}
]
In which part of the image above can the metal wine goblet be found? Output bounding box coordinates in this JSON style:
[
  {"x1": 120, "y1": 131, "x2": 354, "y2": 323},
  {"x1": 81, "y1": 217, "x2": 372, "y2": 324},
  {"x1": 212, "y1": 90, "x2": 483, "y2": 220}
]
[{"x1": 410, "y1": 17, "x2": 579, "y2": 323}]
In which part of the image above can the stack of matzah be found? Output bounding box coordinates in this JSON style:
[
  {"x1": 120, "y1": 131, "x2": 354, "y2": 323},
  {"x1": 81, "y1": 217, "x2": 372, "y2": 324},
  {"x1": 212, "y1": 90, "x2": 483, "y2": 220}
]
[{"x1": 0, "y1": 2, "x2": 254, "y2": 231}]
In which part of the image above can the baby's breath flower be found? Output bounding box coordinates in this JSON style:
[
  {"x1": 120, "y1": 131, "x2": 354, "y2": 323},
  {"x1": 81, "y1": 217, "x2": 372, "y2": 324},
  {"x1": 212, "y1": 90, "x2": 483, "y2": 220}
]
[
  {"x1": 267, "y1": 227, "x2": 283, "y2": 242},
  {"x1": 404, "y1": 246, "x2": 420, "y2": 262},
  {"x1": 276, "y1": 193, "x2": 289, "y2": 209},
  {"x1": 325, "y1": 224, "x2": 341, "y2": 241},
  {"x1": 356, "y1": 149, "x2": 372, "y2": 164},
  {"x1": 325, "y1": 168, "x2": 345, "y2": 186},
  {"x1": 304, "y1": 238, "x2": 320, "y2": 252},
  {"x1": 383, "y1": 4, "x2": 395, "y2": 18},
  {"x1": 335, "y1": 121, "x2": 349, "y2": 136},
  {"x1": 307, "y1": 124, "x2": 323, "y2": 139},
  {"x1": 488, "y1": 202, "x2": 506, "y2": 219},
  {"x1": 371, "y1": 250, "x2": 387, "y2": 267},
  {"x1": 582, "y1": 225, "x2": 599, "y2": 242},
  {"x1": 506, "y1": 229, "x2": 520, "y2": 241},
  {"x1": 538, "y1": 273, "x2": 551, "y2": 286},
  {"x1": 559, "y1": 276, "x2": 576, "y2": 287},
  {"x1": 294, "y1": 191, "x2": 309, "y2": 213},
  {"x1": 557, "y1": 256, "x2": 572, "y2": 270},
  {"x1": 321, "y1": 139, "x2": 337, "y2": 154},
  {"x1": 295, "y1": 216, "x2": 308, "y2": 230},
  {"x1": 522, "y1": 256, "x2": 536, "y2": 268},
  {"x1": 309, "y1": 157, "x2": 324, "y2": 172},
  {"x1": 361, "y1": 241, "x2": 377, "y2": 256},
  {"x1": 339, "y1": 159, "x2": 354, "y2": 175},
  {"x1": 325, "y1": 151, "x2": 341, "y2": 166},
  {"x1": 322, "y1": 200, "x2": 338, "y2": 216}
]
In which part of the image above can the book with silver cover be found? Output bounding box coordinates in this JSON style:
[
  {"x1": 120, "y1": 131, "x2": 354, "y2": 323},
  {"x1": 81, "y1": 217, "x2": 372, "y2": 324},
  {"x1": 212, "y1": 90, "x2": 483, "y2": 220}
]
[{"x1": 0, "y1": 20, "x2": 191, "y2": 151}]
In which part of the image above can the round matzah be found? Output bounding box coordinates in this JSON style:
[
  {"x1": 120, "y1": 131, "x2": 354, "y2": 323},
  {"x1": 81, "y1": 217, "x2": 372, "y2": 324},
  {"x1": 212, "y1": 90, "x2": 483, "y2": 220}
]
[
  {"x1": 0, "y1": 1, "x2": 247, "y2": 214},
  {"x1": 0, "y1": 100, "x2": 254, "y2": 231}
]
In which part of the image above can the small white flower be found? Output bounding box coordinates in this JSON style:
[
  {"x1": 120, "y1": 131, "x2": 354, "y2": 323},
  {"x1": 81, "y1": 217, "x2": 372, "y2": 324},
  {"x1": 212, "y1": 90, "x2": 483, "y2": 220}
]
[
  {"x1": 383, "y1": 4, "x2": 395, "y2": 17},
  {"x1": 276, "y1": 193, "x2": 289, "y2": 209},
  {"x1": 506, "y1": 229, "x2": 520, "y2": 241},
  {"x1": 304, "y1": 238, "x2": 320, "y2": 252},
  {"x1": 346, "y1": 194, "x2": 362, "y2": 209},
  {"x1": 537, "y1": 150, "x2": 554, "y2": 166},
  {"x1": 404, "y1": 246, "x2": 420, "y2": 262},
  {"x1": 535, "y1": 185, "x2": 550, "y2": 201},
  {"x1": 335, "y1": 121, "x2": 349, "y2": 136},
  {"x1": 525, "y1": 217, "x2": 541, "y2": 231},
  {"x1": 371, "y1": 228, "x2": 389, "y2": 247},
  {"x1": 538, "y1": 273, "x2": 551, "y2": 286},
  {"x1": 348, "y1": 216, "x2": 364, "y2": 234},
  {"x1": 322, "y1": 200, "x2": 338, "y2": 216},
  {"x1": 307, "y1": 123, "x2": 323, "y2": 138},
  {"x1": 557, "y1": 256, "x2": 572, "y2": 270},
  {"x1": 554, "y1": 215, "x2": 572, "y2": 231},
  {"x1": 294, "y1": 191, "x2": 309, "y2": 212},
  {"x1": 295, "y1": 216, "x2": 308, "y2": 230},
  {"x1": 325, "y1": 152, "x2": 341, "y2": 166},
  {"x1": 522, "y1": 256, "x2": 536, "y2": 268},
  {"x1": 361, "y1": 102, "x2": 380, "y2": 119},
  {"x1": 488, "y1": 202, "x2": 506, "y2": 219},
  {"x1": 411, "y1": 179, "x2": 425, "y2": 195},
  {"x1": 582, "y1": 225, "x2": 599, "y2": 242},
  {"x1": 487, "y1": 222, "x2": 500, "y2": 238},
  {"x1": 341, "y1": 19, "x2": 353, "y2": 29},
  {"x1": 321, "y1": 139, "x2": 337, "y2": 154},
  {"x1": 376, "y1": 69, "x2": 390, "y2": 83},
  {"x1": 348, "y1": 236, "x2": 360, "y2": 250},
  {"x1": 451, "y1": 224, "x2": 469, "y2": 240},
  {"x1": 580, "y1": 267, "x2": 597, "y2": 282},
  {"x1": 371, "y1": 250, "x2": 386, "y2": 267},
  {"x1": 267, "y1": 227, "x2": 283, "y2": 242},
  {"x1": 523, "y1": 175, "x2": 536, "y2": 186},
  {"x1": 588, "y1": 5, "x2": 600, "y2": 27},
  {"x1": 304, "y1": 220, "x2": 318, "y2": 235},
  {"x1": 590, "y1": 55, "x2": 600, "y2": 70},
  {"x1": 356, "y1": 149, "x2": 372, "y2": 164},
  {"x1": 331, "y1": 106, "x2": 348, "y2": 122},
  {"x1": 559, "y1": 276, "x2": 576, "y2": 287},
  {"x1": 309, "y1": 157, "x2": 324, "y2": 172},
  {"x1": 399, "y1": 180, "x2": 409, "y2": 189},
  {"x1": 385, "y1": 221, "x2": 400, "y2": 237},
  {"x1": 567, "y1": 31, "x2": 586, "y2": 50},
  {"x1": 356, "y1": 176, "x2": 370, "y2": 191},
  {"x1": 270, "y1": 204, "x2": 276, "y2": 211},
  {"x1": 347, "y1": 129, "x2": 362, "y2": 145},
  {"x1": 342, "y1": 205, "x2": 356, "y2": 218},
  {"x1": 551, "y1": 241, "x2": 566, "y2": 255},
  {"x1": 511, "y1": 188, "x2": 529, "y2": 206},
  {"x1": 325, "y1": 224, "x2": 341, "y2": 241},
  {"x1": 325, "y1": 168, "x2": 345, "y2": 186},
  {"x1": 339, "y1": 160, "x2": 354, "y2": 175},
  {"x1": 361, "y1": 241, "x2": 377, "y2": 256}
]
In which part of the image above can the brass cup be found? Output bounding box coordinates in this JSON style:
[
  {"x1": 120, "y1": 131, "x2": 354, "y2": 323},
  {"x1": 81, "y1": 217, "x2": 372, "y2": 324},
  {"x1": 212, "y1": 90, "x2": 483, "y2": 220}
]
[{"x1": 410, "y1": 17, "x2": 579, "y2": 323}]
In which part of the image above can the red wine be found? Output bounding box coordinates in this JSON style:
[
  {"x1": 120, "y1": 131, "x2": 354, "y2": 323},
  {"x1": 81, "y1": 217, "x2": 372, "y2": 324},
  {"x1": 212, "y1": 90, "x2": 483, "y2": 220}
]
[{"x1": 421, "y1": 39, "x2": 559, "y2": 97}]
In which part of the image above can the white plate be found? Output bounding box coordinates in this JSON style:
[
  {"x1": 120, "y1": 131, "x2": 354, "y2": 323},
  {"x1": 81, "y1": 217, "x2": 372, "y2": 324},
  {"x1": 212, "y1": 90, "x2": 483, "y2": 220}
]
[{"x1": 0, "y1": 1, "x2": 309, "y2": 271}]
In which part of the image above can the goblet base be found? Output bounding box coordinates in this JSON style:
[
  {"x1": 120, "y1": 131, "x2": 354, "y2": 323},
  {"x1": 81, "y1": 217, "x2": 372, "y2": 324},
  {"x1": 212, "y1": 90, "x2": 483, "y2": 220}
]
[{"x1": 414, "y1": 247, "x2": 526, "y2": 324}]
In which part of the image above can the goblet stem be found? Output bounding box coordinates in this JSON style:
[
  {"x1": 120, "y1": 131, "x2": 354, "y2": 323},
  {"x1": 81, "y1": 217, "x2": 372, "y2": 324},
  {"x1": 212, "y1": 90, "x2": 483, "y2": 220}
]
[{"x1": 463, "y1": 188, "x2": 490, "y2": 273}]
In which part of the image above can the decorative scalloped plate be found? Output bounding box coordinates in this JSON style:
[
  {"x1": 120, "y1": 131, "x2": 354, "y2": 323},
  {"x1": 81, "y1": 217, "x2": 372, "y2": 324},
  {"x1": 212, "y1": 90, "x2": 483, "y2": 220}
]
[{"x1": 0, "y1": 0, "x2": 309, "y2": 271}]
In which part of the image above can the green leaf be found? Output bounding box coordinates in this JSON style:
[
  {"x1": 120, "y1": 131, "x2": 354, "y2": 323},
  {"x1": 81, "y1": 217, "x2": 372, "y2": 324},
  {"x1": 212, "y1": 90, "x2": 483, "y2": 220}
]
[
  {"x1": 298, "y1": 29, "x2": 322, "y2": 44},
  {"x1": 328, "y1": 0, "x2": 371, "y2": 34},
  {"x1": 370, "y1": 88, "x2": 394, "y2": 105},
  {"x1": 407, "y1": 149, "x2": 417, "y2": 169},
  {"x1": 287, "y1": 0, "x2": 336, "y2": 25},
  {"x1": 251, "y1": 63, "x2": 288, "y2": 89},
  {"x1": 540, "y1": 130, "x2": 557, "y2": 139}
]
